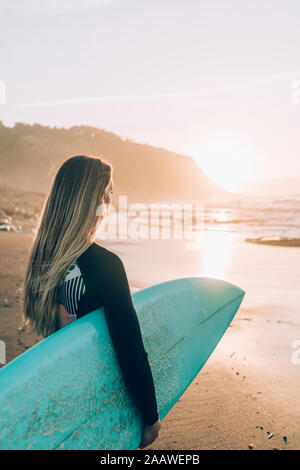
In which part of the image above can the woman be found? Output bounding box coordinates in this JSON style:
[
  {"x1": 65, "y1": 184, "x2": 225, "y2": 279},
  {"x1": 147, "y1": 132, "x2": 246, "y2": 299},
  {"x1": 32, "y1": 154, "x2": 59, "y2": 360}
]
[{"x1": 22, "y1": 154, "x2": 161, "y2": 449}]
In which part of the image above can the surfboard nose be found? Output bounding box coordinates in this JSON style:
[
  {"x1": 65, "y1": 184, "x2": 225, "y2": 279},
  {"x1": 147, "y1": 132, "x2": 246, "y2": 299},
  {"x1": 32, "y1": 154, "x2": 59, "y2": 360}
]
[
  {"x1": 133, "y1": 276, "x2": 245, "y2": 342},
  {"x1": 187, "y1": 276, "x2": 245, "y2": 304},
  {"x1": 184, "y1": 276, "x2": 245, "y2": 323},
  {"x1": 137, "y1": 276, "x2": 245, "y2": 317}
]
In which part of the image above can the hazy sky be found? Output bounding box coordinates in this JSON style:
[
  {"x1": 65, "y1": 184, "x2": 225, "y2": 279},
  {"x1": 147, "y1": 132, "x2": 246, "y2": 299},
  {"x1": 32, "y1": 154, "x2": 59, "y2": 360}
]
[{"x1": 1, "y1": 0, "x2": 300, "y2": 190}]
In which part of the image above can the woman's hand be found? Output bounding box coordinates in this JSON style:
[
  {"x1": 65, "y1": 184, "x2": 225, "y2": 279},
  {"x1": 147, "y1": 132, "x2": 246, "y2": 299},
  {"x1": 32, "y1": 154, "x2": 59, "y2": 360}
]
[{"x1": 138, "y1": 418, "x2": 161, "y2": 449}]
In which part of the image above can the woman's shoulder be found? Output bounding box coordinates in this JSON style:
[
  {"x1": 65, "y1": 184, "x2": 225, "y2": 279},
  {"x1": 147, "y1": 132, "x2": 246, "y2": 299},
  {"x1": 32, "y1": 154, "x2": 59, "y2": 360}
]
[
  {"x1": 81, "y1": 242, "x2": 120, "y2": 260},
  {"x1": 78, "y1": 242, "x2": 123, "y2": 271},
  {"x1": 77, "y1": 242, "x2": 126, "y2": 292}
]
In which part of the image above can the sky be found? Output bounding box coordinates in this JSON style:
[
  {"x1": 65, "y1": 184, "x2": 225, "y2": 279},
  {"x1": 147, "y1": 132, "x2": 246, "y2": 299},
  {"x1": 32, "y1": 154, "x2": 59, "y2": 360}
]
[{"x1": 0, "y1": 0, "x2": 300, "y2": 192}]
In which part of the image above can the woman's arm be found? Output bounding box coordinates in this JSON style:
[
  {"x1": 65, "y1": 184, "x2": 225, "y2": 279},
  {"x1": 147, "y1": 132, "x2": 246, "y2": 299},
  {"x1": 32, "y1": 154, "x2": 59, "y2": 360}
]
[{"x1": 77, "y1": 243, "x2": 159, "y2": 425}]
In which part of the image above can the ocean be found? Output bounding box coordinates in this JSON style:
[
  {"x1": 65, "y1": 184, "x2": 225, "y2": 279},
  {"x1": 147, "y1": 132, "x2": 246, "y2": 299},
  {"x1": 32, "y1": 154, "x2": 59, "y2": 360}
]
[
  {"x1": 204, "y1": 194, "x2": 300, "y2": 245},
  {"x1": 101, "y1": 194, "x2": 300, "y2": 247}
]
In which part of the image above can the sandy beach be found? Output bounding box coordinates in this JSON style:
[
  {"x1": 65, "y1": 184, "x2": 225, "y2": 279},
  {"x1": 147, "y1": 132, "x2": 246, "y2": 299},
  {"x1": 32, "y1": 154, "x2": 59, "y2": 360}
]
[{"x1": 0, "y1": 231, "x2": 299, "y2": 450}]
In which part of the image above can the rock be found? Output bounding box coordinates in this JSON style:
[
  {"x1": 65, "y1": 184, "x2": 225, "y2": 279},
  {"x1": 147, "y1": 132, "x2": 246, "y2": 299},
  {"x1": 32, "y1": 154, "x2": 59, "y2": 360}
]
[
  {"x1": 0, "y1": 223, "x2": 19, "y2": 232},
  {"x1": 0, "y1": 224, "x2": 11, "y2": 231}
]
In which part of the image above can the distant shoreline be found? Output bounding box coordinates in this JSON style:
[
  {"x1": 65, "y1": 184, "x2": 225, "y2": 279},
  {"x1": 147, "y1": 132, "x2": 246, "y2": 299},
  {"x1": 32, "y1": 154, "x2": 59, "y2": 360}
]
[{"x1": 246, "y1": 237, "x2": 300, "y2": 248}]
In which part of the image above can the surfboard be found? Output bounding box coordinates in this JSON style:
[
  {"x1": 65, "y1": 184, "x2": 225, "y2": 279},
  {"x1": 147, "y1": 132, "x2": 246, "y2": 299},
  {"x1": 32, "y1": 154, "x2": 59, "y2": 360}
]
[{"x1": 0, "y1": 276, "x2": 245, "y2": 450}]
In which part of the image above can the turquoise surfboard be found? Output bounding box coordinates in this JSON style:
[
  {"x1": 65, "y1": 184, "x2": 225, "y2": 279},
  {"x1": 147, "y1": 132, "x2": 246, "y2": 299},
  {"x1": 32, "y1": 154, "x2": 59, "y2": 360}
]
[{"x1": 0, "y1": 277, "x2": 245, "y2": 450}]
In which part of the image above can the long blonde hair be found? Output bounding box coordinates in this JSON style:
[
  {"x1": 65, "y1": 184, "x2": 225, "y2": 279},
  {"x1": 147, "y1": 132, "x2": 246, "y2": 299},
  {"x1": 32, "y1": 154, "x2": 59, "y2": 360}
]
[{"x1": 22, "y1": 155, "x2": 112, "y2": 338}]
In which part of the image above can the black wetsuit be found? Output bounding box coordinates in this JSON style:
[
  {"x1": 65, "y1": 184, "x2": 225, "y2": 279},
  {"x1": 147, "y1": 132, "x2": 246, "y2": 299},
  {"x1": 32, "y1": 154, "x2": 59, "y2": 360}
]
[{"x1": 57, "y1": 241, "x2": 159, "y2": 426}]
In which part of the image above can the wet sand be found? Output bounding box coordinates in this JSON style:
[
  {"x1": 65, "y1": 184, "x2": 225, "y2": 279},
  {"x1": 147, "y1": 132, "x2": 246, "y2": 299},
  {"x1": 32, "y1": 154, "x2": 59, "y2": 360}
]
[{"x1": 0, "y1": 231, "x2": 299, "y2": 449}]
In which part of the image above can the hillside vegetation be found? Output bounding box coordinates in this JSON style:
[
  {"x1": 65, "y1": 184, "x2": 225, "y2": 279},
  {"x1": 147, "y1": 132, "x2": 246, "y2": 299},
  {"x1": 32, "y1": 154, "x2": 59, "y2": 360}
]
[{"x1": 0, "y1": 122, "x2": 227, "y2": 205}]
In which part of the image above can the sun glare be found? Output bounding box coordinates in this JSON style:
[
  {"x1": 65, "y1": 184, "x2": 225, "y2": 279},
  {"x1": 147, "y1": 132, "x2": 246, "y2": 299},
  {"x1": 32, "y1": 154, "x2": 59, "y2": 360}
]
[{"x1": 190, "y1": 134, "x2": 260, "y2": 192}]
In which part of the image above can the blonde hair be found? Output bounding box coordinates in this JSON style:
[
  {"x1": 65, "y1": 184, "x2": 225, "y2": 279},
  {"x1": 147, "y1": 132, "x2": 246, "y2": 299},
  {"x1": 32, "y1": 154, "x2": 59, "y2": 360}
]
[{"x1": 22, "y1": 155, "x2": 112, "y2": 338}]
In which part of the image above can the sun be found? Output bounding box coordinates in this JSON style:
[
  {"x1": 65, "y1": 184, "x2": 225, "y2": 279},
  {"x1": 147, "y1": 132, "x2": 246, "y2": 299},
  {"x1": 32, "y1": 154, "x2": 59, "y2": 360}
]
[{"x1": 190, "y1": 133, "x2": 260, "y2": 192}]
